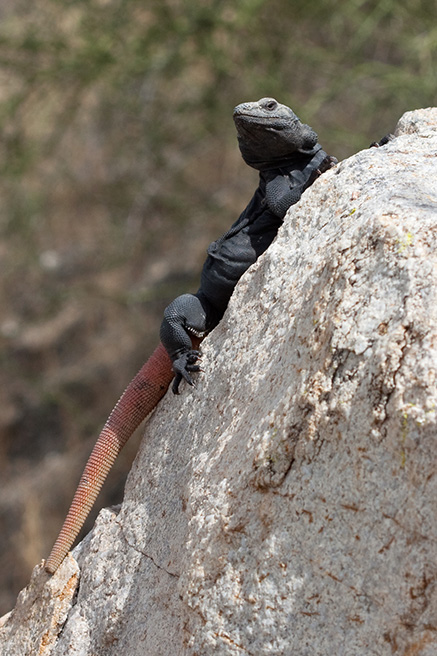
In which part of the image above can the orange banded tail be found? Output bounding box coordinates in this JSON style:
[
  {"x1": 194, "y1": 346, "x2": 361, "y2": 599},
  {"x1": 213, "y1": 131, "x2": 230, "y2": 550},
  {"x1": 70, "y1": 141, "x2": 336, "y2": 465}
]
[{"x1": 45, "y1": 342, "x2": 173, "y2": 574}]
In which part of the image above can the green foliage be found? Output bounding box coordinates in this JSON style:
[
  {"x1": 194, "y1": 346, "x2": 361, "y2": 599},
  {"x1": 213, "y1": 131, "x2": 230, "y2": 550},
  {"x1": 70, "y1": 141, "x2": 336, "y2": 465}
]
[
  {"x1": 0, "y1": 0, "x2": 436, "y2": 286},
  {"x1": 2, "y1": 0, "x2": 437, "y2": 157}
]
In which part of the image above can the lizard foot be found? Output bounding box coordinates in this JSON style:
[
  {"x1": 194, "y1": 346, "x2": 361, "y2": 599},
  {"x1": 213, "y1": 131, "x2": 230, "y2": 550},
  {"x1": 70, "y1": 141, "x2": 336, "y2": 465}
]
[
  {"x1": 308, "y1": 155, "x2": 338, "y2": 184},
  {"x1": 172, "y1": 350, "x2": 202, "y2": 394},
  {"x1": 318, "y1": 154, "x2": 338, "y2": 172},
  {"x1": 370, "y1": 133, "x2": 396, "y2": 148}
]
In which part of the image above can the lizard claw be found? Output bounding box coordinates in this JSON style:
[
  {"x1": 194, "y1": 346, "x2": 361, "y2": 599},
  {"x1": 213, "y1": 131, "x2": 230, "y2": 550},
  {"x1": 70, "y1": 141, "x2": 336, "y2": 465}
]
[{"x1": 171, "y1": 350, "x2": 202, "y2": 394}]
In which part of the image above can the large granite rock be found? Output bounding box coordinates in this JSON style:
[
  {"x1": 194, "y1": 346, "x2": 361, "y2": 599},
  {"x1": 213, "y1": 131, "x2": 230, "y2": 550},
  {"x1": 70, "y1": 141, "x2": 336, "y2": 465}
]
[{"x1": 1, "y1": 108, "x2": 437, "y2": 655}]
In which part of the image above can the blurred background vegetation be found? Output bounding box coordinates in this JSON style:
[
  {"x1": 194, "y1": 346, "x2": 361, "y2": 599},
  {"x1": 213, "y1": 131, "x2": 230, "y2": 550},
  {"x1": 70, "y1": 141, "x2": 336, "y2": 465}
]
[{"x1": 0, "y1": 0, "x2": 436, "y2": 613}]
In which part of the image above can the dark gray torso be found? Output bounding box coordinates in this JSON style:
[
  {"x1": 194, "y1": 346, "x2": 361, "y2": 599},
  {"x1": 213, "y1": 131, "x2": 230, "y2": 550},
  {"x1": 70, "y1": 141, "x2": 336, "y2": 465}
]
[
  {"x1": 198, "y1": 146, "x2": 328, "y2": 321},
  {"x1": 198, "y1": 178, "x2": 282, "y2": 318}
]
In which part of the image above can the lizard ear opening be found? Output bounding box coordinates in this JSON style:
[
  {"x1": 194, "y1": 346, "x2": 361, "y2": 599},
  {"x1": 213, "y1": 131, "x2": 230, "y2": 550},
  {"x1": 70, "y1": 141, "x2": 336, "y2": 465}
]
[{"x1": 280, "y1": 120, "x2": 318, "y2": 151}]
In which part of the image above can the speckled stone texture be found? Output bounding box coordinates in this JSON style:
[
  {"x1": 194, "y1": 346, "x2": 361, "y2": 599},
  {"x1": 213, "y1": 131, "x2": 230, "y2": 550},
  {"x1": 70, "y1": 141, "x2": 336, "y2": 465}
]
[{"x1": 2, "y1": 108, "x2": 437, "y2": 656}]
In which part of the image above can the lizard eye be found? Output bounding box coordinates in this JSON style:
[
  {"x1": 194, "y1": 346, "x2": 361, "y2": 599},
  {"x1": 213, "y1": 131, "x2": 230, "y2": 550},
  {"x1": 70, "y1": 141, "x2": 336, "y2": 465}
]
[{"x1": 265, "y1": 99, "x2": 278, "y2": 111}]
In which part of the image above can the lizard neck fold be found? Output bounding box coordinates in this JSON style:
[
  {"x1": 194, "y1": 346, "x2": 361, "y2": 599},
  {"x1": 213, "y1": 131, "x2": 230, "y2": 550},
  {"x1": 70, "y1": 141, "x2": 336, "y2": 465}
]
[{"x1": 243, "y1": 143, "x2": 323, "y2": 172}]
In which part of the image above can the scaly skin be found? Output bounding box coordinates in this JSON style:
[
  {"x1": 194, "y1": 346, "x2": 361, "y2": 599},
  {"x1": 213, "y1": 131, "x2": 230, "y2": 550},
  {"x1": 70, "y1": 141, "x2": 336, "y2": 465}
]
[
  {"x1": 160, "y1": 98, "x2": 336, "y2": 391},
  {"x1": 45, "y1": 97, "x2": 337, "y2": 573},
  {"x1": 45, "y1": 342, "x2": 180, "y2": 574}
]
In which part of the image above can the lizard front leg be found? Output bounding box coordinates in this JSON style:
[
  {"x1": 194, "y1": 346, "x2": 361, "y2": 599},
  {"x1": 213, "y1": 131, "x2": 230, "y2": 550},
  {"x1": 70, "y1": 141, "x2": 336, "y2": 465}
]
[
  {"x1": 160, "y1": 293, "x2": 208, "y2": 393},
  {"x1": 265, "y1": 152, "x2": 338, "y2": 219}
]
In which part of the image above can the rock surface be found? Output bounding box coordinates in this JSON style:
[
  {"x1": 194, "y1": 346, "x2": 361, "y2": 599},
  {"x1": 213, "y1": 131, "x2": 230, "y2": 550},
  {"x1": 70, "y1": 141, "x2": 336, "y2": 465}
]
[{"x1": 1, "y1": 108, "x2": 437, "y2": 655}]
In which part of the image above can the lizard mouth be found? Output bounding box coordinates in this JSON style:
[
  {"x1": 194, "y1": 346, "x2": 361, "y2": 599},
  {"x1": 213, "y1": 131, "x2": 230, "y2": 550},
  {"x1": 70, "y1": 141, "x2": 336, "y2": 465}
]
[
  {"x1": 234, "y1": 110, "x2": 294, "y2": 121},
  {"x1": 233, "y1": 112, "x2": 301, "y2": 135}
]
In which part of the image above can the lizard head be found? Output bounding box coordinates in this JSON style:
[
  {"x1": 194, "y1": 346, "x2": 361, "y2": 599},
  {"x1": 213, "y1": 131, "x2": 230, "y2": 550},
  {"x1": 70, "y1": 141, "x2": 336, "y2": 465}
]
[{"x1": 233, "y1": 97, "x2": 319, "y2": 170}]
